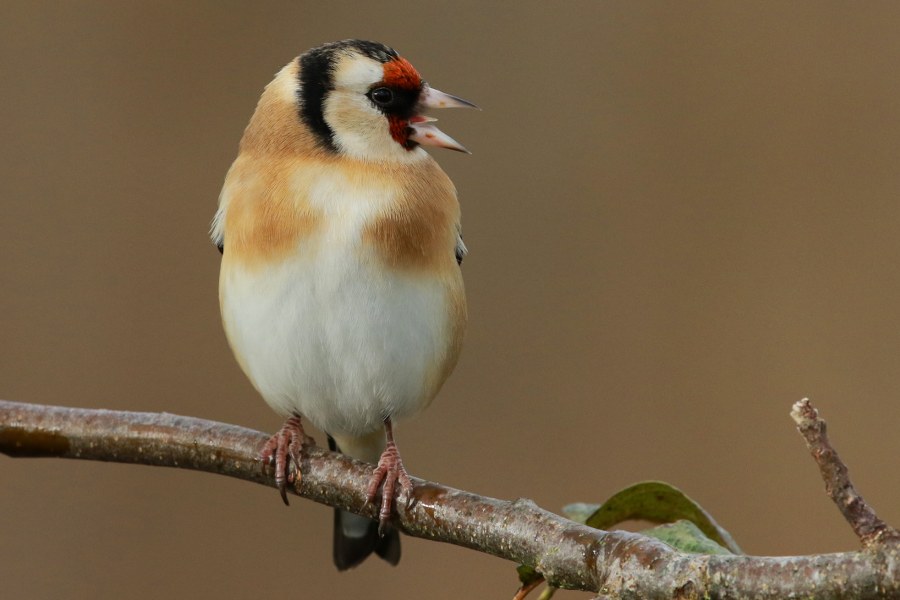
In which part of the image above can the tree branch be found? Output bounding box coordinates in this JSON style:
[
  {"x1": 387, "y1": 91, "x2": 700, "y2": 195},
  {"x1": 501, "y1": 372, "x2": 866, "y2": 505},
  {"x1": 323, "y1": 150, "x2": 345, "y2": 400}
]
[{"x1": 3, "y1": 398, "x2": 900, "y2": 598}]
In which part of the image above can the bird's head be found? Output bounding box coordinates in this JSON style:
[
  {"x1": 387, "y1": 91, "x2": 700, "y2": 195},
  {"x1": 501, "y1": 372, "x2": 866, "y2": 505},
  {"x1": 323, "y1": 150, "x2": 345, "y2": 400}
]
[{"x1": 293, "y1": 39, "x2": 477, "y2": 162}]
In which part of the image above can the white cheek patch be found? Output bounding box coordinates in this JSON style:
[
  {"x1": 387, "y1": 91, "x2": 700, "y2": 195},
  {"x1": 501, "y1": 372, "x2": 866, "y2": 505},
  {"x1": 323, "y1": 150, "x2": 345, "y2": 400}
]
[
  {"x1": 323, "y1": 90, "x2": 426, "y2": 163},
  {"x1": 324, "y1": 91, "x2": 393, "y2": 158}
]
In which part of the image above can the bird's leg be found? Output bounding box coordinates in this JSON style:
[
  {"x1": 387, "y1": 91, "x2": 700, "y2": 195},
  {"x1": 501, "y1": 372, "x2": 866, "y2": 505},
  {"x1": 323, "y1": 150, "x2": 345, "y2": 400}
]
[
  {"x1": 365, "y1": 418, "x2": 414, "y2": 535},
  {"x1": 259, "y1": 415, "x2": 314, "y2": 506}
]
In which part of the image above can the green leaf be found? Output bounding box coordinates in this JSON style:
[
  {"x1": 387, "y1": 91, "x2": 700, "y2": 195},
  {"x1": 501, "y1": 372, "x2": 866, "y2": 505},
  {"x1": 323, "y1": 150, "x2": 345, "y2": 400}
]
[
  {"x1": 567, "y1": 480, "x2": 741, "y2": 554},
  {"x1": 641, "y1": 520, "x2": 733, "y2": 555},
  {"x1": 520, "y1": 481, "x2": 738, "y2": 594}
]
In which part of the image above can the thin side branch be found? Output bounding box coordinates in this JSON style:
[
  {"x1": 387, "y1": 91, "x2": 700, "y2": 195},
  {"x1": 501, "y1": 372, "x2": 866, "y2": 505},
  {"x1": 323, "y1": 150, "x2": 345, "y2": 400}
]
[
  {"x1": 791, "y1": 398, "x2": 900, "y2": 546},
  {"x1": 3, "y1": 399, "x2": 900, "y2": 599}
]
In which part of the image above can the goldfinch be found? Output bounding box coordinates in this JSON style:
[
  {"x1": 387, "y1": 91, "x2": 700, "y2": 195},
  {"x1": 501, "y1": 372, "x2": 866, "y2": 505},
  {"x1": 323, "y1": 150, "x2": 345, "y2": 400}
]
[{"x1": 210, "y1": 40, "x2": 475, "y2": 570}]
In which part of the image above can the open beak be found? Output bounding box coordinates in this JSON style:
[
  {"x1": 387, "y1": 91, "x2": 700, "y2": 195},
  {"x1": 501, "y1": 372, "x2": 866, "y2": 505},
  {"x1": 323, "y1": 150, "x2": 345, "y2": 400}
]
[{"x1": 409, "y1": 86, "x2": 479, "y2": 153}]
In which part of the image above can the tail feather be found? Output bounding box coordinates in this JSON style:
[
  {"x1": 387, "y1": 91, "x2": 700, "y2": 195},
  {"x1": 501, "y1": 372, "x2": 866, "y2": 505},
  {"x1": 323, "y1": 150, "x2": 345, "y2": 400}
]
[{"x1": 328, "y1": 435, "x2": 401, "y2": 570}]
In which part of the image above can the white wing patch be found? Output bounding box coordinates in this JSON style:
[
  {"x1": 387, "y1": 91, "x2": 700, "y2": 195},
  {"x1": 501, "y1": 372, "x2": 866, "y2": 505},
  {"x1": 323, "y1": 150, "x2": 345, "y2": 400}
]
[
  {"x1": 210, "y1": 205, "x2": 226, "y2": 251},
  {"x1": 455, "y1": 228, "x2": 467, "y2": 265}
]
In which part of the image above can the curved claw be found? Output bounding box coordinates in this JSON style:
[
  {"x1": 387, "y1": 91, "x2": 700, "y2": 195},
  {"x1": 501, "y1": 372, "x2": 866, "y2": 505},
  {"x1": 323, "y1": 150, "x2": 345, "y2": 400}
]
[
  {"x1": 259, "y1": 416, "x2": 309, "y2": 505},
  {"x1": 365, "y1": 440, "x2": 415, "y2": 535}
]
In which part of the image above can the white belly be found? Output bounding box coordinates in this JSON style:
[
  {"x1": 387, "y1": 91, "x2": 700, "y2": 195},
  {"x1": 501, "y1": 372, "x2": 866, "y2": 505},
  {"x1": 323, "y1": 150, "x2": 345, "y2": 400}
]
[{"x1": 220, "y1": 244, "x2": 454, "y2": 437}]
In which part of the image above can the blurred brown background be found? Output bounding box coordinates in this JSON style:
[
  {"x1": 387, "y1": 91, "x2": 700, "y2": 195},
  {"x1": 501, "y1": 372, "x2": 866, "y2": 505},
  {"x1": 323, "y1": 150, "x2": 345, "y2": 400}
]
[{"x1": 3, "y1": 1, "x2": 900, "y2": 598}]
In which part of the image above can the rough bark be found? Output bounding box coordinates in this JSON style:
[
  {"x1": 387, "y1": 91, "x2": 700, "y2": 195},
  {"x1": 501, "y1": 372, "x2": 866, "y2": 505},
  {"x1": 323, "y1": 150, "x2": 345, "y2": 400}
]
[{"x1": 2, "y1": 398, "x2": 898, "y2": 599}]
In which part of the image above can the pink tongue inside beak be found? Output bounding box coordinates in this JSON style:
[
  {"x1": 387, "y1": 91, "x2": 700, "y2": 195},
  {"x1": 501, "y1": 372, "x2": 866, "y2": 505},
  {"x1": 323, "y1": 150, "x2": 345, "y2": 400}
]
[{"x1": 409, "y1": 86, "x2": 478, "y2": 153}]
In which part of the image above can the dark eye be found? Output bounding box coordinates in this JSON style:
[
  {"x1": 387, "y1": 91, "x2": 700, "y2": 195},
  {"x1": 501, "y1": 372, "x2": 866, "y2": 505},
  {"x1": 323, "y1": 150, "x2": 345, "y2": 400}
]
[{"x1": 369, "y1": 87, "x2": 394, "y2": 106}]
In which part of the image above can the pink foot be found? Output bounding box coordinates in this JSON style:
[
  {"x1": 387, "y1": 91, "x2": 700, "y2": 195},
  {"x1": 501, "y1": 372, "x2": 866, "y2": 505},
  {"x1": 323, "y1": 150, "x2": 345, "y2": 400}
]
[
  {"x1": 259, "y1": 416, "x2": 313, "y2": 506},
  {"x1": 365, "y1": 438, "x2": 414, "y2": 534}
]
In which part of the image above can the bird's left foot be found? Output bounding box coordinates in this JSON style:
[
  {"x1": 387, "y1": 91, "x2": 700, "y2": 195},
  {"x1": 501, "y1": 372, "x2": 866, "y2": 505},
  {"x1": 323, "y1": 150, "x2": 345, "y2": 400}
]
[
  {"x1": 365, "y1": 439, "x2": 414, "y2": 535},
  {"x1": 259, "y1": 415, "x2": 314, "y2": 506}
]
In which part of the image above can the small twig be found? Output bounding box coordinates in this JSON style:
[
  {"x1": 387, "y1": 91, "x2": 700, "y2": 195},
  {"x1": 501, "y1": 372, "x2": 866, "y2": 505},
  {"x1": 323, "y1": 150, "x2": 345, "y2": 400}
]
[
  {"x1": 512, "y1": 578, "x2": 543, "y2": 600},
  {"x1": 791, "y1": 398, "x2": 900, "y2": 546}
]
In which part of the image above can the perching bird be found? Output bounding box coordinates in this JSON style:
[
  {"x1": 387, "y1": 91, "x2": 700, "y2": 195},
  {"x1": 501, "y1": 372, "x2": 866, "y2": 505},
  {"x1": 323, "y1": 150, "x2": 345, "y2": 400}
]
[{"x1": 210, "y1": 39, "x2": 475, "y2": 570}]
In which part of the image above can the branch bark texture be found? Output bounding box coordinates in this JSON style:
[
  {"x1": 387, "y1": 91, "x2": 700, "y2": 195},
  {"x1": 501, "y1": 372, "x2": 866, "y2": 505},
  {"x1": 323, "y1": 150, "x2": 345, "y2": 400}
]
[{"x1": 2, "y1": 399, "x2": 899, "y2": 599}]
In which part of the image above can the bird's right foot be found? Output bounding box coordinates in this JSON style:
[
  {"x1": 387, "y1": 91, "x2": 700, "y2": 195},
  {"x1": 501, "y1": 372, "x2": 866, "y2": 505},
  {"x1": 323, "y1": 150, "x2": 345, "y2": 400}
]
[{"x1": 259, "y1": 416, "x2": 313, "y2": 505}]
